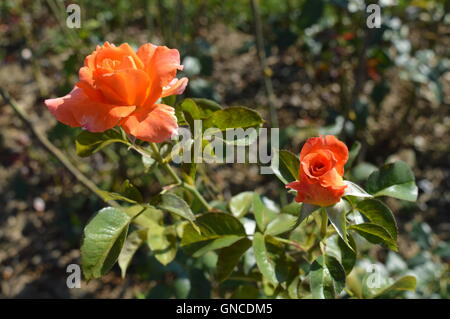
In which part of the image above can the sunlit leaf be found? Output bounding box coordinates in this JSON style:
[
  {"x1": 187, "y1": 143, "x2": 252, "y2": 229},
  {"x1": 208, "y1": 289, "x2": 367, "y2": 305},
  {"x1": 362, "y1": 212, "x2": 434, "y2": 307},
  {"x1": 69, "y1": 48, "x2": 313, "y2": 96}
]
[
  {"x1": 156, "y1": 193, "x2": 196, "y2": 222},
  {"x1": 299, "y1": 203, "x2": 320, "y2": 224},
  {"x1": 326, "y1": 234, "x2": 357, "y2": 275},
  {"x1": 75, "y1": 129, "x2": 128, "y2": 157},
  {"x1": 147, "y1": 225, "x2": 177, "y2": 265},
  {"x1": 343, "y1": 180, "x2": 373, "y2": 198},
  {"x1": 356, "y1": 198, "x2": 398, "y2": 241},
  {"x1": 367, "y1": 161, "x2": 418, "y2": 202},
  {"x1": 181, "y1": 213, "x2": 246, "y2": 257},
  {"x1": 203, "y1": 107, "x2": 264, "y2": 131},
  {"x1": 371, "y1": 275, "x2": 417, "y2": 298},
  {"x1": 326, "y1": 199, "x2": 351, "y2": 244},
  {"x1": 310, "y1": 255, "x2": 346, "y2": 299},
  {"x1": 81, "y1": 207, "x2": 131, "y2": 279},
  {"x1": 252, "y1": 193, "x2": 277, "y2": 232},
  {"x1": 118, "y1": 229, "x2": 145, "y2": 278},
  {"x1": 350, "y1": 223, "x2": 397, "y2": 251},
  {"x1": 265, "y1": 214, "x2": 297, "y2": 236},
  {"x1": 229, "y1": 191, "x2": 254, "y2": 218},
  {"x1": 253, "y1": 232, "x2": 278, "y2": 284},
  {"x1": 216, "y1": 238, "x2": 252, "y2": 282},
  {"x1": 181, "y1": 98, "x2": 222, "y2": 128}
]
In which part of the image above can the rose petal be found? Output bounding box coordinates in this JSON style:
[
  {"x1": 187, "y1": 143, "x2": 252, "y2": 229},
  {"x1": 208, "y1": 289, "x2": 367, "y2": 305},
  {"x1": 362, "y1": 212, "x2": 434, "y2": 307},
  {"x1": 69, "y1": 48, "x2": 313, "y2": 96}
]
[
  {"x1": 287, "y1": 178, "x2": 346, "y2": 207},
  {"x1": 162, "y1": 77, "x2": 189, "y2": 97},
  {"x1": 45, "y1": 87, "x2": 134, "y2": 132},
  {"x1": 300, "y1": 135, "x2": 348, "y2": 175},
  {"x1": 121, "y1": 104, "x2": 178, "y2": 143},
  {"x1": 95, "y1": 68, "x2": 150, "y2": 106},
  {"x1": 149, "y1": 46, "x2": 183, "y2": 87},
  {"x1": 137, "y1": 43, "x2": 158, "y2": 73}
]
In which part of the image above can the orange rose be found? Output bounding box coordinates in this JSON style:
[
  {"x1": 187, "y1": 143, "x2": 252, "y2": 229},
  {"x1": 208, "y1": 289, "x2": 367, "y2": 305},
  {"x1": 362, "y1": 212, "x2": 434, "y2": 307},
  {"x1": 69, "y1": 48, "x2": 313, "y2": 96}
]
[
  {"x1": 45, "y1": 42, "x2": 188, "y2": 142},
  {"x1": 286, "y1": 135, "x2": 349, "y2": 207}
]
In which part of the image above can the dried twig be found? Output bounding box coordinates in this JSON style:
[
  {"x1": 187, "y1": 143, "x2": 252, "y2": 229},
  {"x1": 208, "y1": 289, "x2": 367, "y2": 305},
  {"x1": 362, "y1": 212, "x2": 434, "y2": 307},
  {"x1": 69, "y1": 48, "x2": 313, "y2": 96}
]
[
  {"x1": 250, "y1": 0, "x2": 279, "y2": 128},
  {"x1": 0, "y1": 88, "x2": 119, "y2": 208}
]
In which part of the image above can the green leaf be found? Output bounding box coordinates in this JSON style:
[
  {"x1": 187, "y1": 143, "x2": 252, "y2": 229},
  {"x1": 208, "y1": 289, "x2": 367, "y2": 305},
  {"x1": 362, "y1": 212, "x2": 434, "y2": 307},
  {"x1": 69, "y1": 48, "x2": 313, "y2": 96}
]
[
  {"x1": 75, "y1": 129, "x2": 128, "y2": 157},
  {"x1": 371, "y1": 275, "x2": 417, "y2": 298},
  {"x1": 252, "y1": 193, "x2": 277, "y2": 232},
  {"x1": 265, "y1": 214, "x2": 297, "y2": 236},
  {"x1": 191, "y1": 98, "x2": 222, "y2": 113},
  {"x1": 326, "y1": 234, "x2": 357, "y2": 275},
  {"x1": 310, "y1": 255, "x2": 346, "y2": 299},
  {"x1": 118, "y1": 229, "x2": 145, "y2": 278},
  {"x1": 298, "y1": 203, "x2": 320, "y2": 224},
  {"x1": 97, "y1": 180, "x2": 143, "y2": 204},
  {"x1": 123, "y1": 205, "x2": 163, "y2": 229},
  {"x1": 345, "y1": 141, "x2": 361, "y2": 170},
  {"x1": 343, "y1": 180, "x2": 373, "y2": 198},
  {"x1": 356, "y1": 198, "x2": 398, "y2": 241},
  {"x1": 326, "y1": 199, "x2": 351, "y2": 243},
  {"x1": 156, "y1": 193, "x2": 196, "y2": 222},
  {"x1": 216, "y1": 238, "x2": 252, "y2": 282},
  {"x1": 181, "y1": 213, "x2": 246, "y2": 245},
  {"x1": 147, "y1": 225, "x2": 177, "y2": 265},
  {"x1": 253, "y1": 232, "x2": 278, "y2": 284},
  {"x1": 81, "y1": 207, "x2": 131, "y2": 279},
  {"x1": 181, "y1": 213, "x2": 246, "y2": 257},
  {"x1": 229, "y1": 191, "x2": 254, "y2": 218},
  {"x1": 120, "y1": 180, "x2": 143, "y2": 202},
  {"x1": 189, "y1": 236, "x2": 243, "y2": 258},
  {"x1": 367, "y1": 161, "x2": 418, "y2": 202},
  {"x1": 272, "y1": 149, "x2": 300, "y2": 184},
  {"x1": 350, "y1": 223, "x2": 398, "y2": 251},
  {"x1": 203, "y1": 107, "x2": 264, "y2": 131},
  {"x1": 181, "y1": 98, "x2": 222, "y2": 120}
]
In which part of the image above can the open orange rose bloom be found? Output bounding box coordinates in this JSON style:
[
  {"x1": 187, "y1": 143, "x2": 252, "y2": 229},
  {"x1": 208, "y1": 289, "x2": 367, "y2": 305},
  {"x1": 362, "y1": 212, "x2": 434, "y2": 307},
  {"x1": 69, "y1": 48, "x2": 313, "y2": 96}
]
[
  {"x1": 286, "y1": 135, "x2": 349, "y2": 207},
  {"x1": 45, "y1": 42, "x2": 188, "y2": 142}
]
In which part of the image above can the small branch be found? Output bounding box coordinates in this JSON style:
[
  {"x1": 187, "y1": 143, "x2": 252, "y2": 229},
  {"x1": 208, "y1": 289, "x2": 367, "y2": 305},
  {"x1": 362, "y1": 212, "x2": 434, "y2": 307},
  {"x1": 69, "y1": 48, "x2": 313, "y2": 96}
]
[
  {"x1": 275, "y1": 237, "x2": 305, "y2": 251},
  {"x1": 0, "y1": 88, "x2": 119, "y2": 208},
  {"x1": 149, "y1": 143, "x2": 212, "y2": 212},
  {"x1": 250, "y1": 0, "x2": 279, "y2": 128}
]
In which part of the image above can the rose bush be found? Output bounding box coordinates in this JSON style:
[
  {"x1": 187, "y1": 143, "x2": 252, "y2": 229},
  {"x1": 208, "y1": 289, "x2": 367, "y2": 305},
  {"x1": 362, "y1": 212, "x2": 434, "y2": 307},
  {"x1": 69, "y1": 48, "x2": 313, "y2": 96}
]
[{"x1": 43, "y1": 42, "x2": 419, "y2": 299}]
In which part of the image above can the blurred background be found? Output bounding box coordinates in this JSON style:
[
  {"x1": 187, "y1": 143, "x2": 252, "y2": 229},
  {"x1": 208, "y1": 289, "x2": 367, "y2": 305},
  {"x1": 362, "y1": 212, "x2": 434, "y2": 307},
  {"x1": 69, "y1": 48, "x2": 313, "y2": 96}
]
[{"x1": 0, "y1": 0, "x2": 448, "y2": 298}]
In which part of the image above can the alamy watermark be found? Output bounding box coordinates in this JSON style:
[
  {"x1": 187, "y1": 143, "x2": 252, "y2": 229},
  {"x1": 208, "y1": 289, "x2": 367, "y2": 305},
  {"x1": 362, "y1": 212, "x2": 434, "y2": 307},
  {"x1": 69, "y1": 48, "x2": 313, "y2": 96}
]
[
  {"x1": 64, "y1": 3, "x2": 381, "y2": 30},
  {"x1": 66, "y1": 4, "x2": 81, "y2": 29},
  {"x1": 366, "y1": 4, "x2": 381, "y2": 28},
  {"x1": 365, "y1": 264, "x2": 388, "y2": 289},
  {"x1": 169, "y1": 121, "x2": 279, "y2": 175},
  {"x1": 66, "y1": 264, "x2": 81, "y2": 288}
]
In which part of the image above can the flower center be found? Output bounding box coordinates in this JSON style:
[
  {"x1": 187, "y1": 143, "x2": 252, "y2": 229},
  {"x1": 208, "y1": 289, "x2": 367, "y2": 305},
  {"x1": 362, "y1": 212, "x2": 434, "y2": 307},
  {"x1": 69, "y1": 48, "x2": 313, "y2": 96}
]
[
  {"x1": 302, "y1": 149, "x2": 336, "y2": 179},
  {"x1": 310, "y1": 158, "x2": 329, "y2": 176}
]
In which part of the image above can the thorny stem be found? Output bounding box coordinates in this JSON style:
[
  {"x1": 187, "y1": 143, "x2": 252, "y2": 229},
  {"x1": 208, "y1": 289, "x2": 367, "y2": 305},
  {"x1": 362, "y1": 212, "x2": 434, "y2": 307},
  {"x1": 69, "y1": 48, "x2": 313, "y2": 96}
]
[
  {"x1": 275, "y1": 237, "x2": 305, "y2": 251},
  {"x1": 320, "y1": 208, "x2": 329, "y2": 240},
  {"x1": 149, "y1": 143, "x2": 212, "y2": 212},
  {"x1": 0, "y1": 88, "x2": 120, "y2": 208}
]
